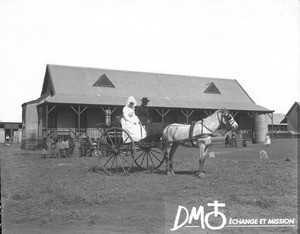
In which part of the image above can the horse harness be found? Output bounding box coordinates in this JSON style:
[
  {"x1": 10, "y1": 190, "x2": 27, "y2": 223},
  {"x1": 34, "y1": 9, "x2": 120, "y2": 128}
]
[
  {"x1": 189, "y1": 120, "x2": 213, "y2": 147},
  {"x1": 188, "y1": 110, "x2": 232, "y2": 147}
]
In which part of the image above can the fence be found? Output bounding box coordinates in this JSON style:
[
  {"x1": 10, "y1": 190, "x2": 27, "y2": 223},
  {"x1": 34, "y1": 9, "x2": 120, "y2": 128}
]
[
  {"x1": 270, "y1": 131, "x2": 300, "y2": 139},
  {"x1": 43, "y1": 128, "x2": 104, "y2": 140}
]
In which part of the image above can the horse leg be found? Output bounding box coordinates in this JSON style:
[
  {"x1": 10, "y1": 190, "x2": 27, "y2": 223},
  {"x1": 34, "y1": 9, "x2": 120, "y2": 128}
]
[
  {"x1": 198, "y1": 142, "x2": 209, "y2": 178},
  {"x1": 169, "y1": 143, "x2": 178, "y2": 176},
  {"x1": 164, "y1": 143, "x2": 172, "y2": 175}
]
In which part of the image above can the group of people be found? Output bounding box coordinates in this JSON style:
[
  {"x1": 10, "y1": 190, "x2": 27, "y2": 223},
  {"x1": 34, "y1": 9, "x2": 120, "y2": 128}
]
[
  {"x1": 224, "y1": 133, "x2": 248, "y2": 148},
  {"x1": 41, "y1": 136, "x2": 75, "y2": 159},
  {"x1": 78, "y1": 135, "x2": 98, "y2": 157},
  {"x1": 41, "y1": 134, "x2": 98, "y2": 159},
  {"x1": 225, "y1": 133, "x2": 238, "y2": 148},
  {"x1": 224, "y1": 133, "x2": 271, "y2": 148}
]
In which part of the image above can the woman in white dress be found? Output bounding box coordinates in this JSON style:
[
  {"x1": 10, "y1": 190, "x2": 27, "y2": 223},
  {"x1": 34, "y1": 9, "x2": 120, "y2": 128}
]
[{"x1": 121, "y1": 96, "x2": 147, "y2": 143}]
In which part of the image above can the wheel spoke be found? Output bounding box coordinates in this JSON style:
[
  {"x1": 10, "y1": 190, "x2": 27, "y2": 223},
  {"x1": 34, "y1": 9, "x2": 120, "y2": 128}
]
[
  {"x1": 110, "y1": 156, "x2": 116, "y2": 171},
  {"x1": 135, "y1": 150, "x2": 146, "y2": 161},
  {"x1": 102, "y1": 154, "x2": 114, "y2": 167},
  {"x1": 148, "y1": 151, "x2": 156, "y2": 167},
  {"x1": 116, "y1": 155, "x2": 118, "y2": 173},
  {"x1": 104, "y1": 139, "x2": 114, "y2": 148},
  {"x1": 136, "y1": 151, "x2": 146, "y2": 163},
  {"x1": 149, "y1": 150, "x2": 164, "y2": 163},
  {"x1": 107, "y1": 133, "x2": 115, "y2": 147},
  {"x1": 123, "y1": 135, "x2": 130, "y2": 144},
  {"x1": 119, "y1": 153, "x2": 131, "y2": 165},
  {"x1": 118, "y1": 157, "x2": 126, "y2": 173},
  {"x1": 140, "y1": 151, "x2": 147, "y2": 166},
  {"x1": 150, "y1": 148, "x2": 164, "y2": 155},
  {"x1": 146, "y1": 152, "x2": 149, "y2": 168}
]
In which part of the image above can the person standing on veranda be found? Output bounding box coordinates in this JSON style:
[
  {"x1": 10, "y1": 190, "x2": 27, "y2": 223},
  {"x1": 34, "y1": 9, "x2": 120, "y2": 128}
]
[{"x1": 121, "y1": 96, "x2": 146, "y2": 143}]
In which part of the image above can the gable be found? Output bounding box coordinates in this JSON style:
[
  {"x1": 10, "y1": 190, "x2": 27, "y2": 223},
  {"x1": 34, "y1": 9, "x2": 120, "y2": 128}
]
[
  {"x1": 286, "y1": 102, "x2": 300, "y2": 117},
  {"x1": 41, "y1": 65, "x2": 55, "y2": 96},
  {"x1": 93, "y1": 74, "x2": 115, "y2": 88},
  {"x1": 204, "y1": 82, "x2": 221, "y2": 94}
]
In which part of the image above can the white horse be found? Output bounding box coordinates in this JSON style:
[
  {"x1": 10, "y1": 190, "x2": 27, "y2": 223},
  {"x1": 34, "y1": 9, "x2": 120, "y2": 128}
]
[{"x1": 162, "y1": 109, "x2": 238, "y2": 178}]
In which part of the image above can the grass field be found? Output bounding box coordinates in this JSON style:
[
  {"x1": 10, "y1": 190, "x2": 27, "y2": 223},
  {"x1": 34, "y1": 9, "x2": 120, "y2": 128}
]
[{"x1": 1, "y1": 138, "x2": 298, "y2": 234}]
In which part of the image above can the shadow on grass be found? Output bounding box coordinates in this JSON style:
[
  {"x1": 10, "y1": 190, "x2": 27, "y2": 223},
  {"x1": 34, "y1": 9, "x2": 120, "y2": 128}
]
[{"x1": 89, "y1": 165, "x2": 202, "y2": 177}]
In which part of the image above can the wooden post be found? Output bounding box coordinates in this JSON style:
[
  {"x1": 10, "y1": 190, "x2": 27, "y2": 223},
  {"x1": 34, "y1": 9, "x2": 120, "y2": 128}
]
[
  {"x1": 71, "y1": 105, "x2": 88, "y2": 135},
  {"x1": 271, "y1": 112, "x2": 274, "y2": 139},
  {"x1": 78, "y1": 105, "x2": 81, "y2": 130},
  {"x1": 45, "y1": 104, "x2": 48, "y2": 138},
  {"x1": 156, "y1": 108, "x2": 170, "y2": 125},
  {"x1": 231, "y1": 111, "x2": 238, "y2": 118},
  {"x1": 266, "y1": 112, "x2": 274, "y2": 139},
  {"x1": 180, "y1": 110, "x2": 194, "y2": 124},
  {"x1": 204, "y1": 110, "x2": 212, "y2": 117},
  {"x1": 101, "y1": 106, "x2": 117, "y2": 125},
  {"x1": 45, "y1": 105, "x2": 56, "y2": 139}
]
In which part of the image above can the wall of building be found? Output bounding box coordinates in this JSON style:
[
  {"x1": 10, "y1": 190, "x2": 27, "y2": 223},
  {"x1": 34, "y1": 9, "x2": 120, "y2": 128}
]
[
  {"x1": 87, "y1": 107, "x2": 105, "y2": 128},
  {"x1": 234, "y1": 113, "x2": 252, "y2": 130},
  {"x1": 0, "y1": 129, "x2": 5, "y2": 143},
  {"x1": 24, "y1": 103, "x2": 39, "y2": 139},
  {"x1": 57, "y1": 106, "x2": 76, "y2": 128},
  {"x1": 0, "y1": 128, "x2": 22, "y2": 143},
  {"x1": 287, "y1": 107, "x2": 300, "y2": 132}
]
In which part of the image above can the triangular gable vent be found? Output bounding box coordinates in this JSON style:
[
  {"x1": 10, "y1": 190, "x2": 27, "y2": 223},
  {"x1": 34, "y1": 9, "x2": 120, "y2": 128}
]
[
  {"x1": 204, "y1": 82, "x2": 221, "y2": 94},
  {"x1": 93, "y1": 74, "x2": 115, "y2": 88}
]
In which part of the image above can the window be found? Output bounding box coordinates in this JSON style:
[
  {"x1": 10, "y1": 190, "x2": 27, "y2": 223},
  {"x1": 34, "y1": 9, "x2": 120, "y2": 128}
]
[
  {"x1": 93, "y1": 74, "x2": 115, "y2": 88},
  {"x1": 204, "y1": 82, "x2": 221, "y2": 94}
]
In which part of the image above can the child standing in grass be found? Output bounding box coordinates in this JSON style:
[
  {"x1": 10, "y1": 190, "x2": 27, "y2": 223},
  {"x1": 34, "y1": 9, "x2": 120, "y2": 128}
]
[
  {"x1": 50, "y1": 137, "x2": 57, "y2": 158},
  {"x1": 61, "y1": 137, "x2": 70, "y2": 157},
  {"x1": 57, "y1": 138, "x2": 63, "y2": 158},
  {"x1": 264, "y1": 135, "x2": 271, "y2": 146},
  {"x1": 68, "y1": 137, "x2": 75, "y2": 157},
  {"x1": 41, "y1": 137, "x2": 48, "y2": 159}
]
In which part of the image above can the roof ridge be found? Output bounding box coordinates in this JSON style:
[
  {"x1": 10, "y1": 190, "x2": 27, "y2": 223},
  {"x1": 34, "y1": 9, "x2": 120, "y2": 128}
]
[{"x1": 47, "y1": 64, "x2": 234, "y2": 81}]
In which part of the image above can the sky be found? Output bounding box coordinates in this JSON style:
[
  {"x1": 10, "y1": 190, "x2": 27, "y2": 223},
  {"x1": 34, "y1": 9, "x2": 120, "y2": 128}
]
[{"x1": 0, "y1": 0, "x2": 299, "y2": 122}]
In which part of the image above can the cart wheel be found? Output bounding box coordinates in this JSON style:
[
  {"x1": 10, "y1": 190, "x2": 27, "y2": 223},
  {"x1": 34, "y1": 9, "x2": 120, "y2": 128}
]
[
  {"x1": 134, "y1": 143, "x2": 165, "y2": 170},
  {"x1": 97, "y1": 127, "x2": 136, "y2": 175}
]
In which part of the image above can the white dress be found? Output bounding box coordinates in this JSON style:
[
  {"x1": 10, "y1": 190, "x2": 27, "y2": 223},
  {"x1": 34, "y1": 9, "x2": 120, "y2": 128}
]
[{"x1": 121, "y1": 106, "x2": 147, "y2": 143}]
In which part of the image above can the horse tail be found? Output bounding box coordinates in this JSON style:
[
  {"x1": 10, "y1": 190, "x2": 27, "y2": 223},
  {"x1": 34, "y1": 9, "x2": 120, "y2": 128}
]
[
  {"x1": 162, "y1": 124, "x2": 172, "y2": 141},
  {"x1": 159, "y1": 124, "x2": 172, "y2": 151}
]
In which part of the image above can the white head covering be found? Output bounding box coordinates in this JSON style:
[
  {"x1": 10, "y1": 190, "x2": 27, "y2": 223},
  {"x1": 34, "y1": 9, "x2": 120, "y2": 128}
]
[{"x1": 125, "y1": 96, "x2": 137, "y2": 108}]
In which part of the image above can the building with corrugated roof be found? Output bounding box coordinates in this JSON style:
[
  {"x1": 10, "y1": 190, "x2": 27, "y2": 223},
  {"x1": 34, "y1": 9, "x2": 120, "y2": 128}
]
[
  {"x1": 266, "y1": 113, "x2": 287, "y2": 132},
  {"x1": 22, "y1": 64, "x2": 274, "y2": 147},
  {"x1": 281, "y1": 102, "x2": 300, "y2": 133},
  {"x1": 0, "y1": 122, "x2": 22, "y2": 143}
]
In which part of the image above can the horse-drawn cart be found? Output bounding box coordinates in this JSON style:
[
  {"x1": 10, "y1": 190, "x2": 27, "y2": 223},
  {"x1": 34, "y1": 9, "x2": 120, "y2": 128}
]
[{"x1": 97, "y1": 109, "x2": 238, "y2": 176}]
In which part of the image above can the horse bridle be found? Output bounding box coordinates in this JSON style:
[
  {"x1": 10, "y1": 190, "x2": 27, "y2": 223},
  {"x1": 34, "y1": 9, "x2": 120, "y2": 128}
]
[{"x1": 218, "y1": 109, "x2": 236, "y2": 134}]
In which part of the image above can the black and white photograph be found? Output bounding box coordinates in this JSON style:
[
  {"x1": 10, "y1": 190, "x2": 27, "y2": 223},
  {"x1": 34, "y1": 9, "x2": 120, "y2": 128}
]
[{"x1": 0, "y1": 0, "x2": 299, "y2": 233}]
